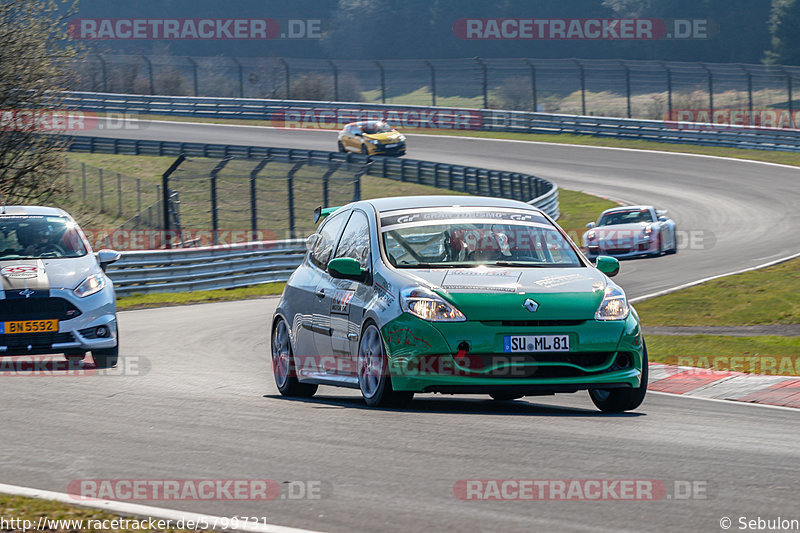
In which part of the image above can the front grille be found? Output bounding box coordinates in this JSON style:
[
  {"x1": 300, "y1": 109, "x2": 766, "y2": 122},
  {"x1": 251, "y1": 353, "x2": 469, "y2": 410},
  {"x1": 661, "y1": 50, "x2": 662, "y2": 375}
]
[
  {"x1": 605, "y1": 248, "x2": 632, "y2": 256},
  {"x1": 454, "y1": 352, "x2": 615, "y2": 378},
  {"x1": 0, "y1": 298, "x2": 81, "y2": 321},
  {"x1": 0, "y1": 332, "x2": 75, "y2": 351},
  {"x1": 481, "y1": 320, "x2": 586, "y2": 327}
]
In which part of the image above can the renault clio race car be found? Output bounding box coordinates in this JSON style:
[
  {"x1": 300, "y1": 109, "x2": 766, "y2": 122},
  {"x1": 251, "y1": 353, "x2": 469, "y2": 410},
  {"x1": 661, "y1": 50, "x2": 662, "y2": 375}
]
[
  {"x1": 582, "y1": 205, "x2": 677, "y2": 259},
  {"x1": 337, "y1": 121, "x2": 407, "y2": 156},
  {"x1": 271, "y1": 196, "x2": 647, "y2": 412},
  {"x1": 0, "y1": 207, "x2": 121, "y2": 367}
]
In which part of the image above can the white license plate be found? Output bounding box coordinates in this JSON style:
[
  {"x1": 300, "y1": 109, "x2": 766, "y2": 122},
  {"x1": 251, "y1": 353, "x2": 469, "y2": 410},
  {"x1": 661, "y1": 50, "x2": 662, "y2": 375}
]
[
  {"x1": 503, "y1": 335, "x2": 570, "y2": 353},
  {"x1": 384, "y1": 143, "x2": 398, "y2": 148}
]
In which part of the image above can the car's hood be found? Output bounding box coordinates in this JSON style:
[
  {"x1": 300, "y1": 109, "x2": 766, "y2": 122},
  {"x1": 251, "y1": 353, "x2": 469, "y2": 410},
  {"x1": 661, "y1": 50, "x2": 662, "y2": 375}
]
[
  {"x1": 404, "y1": 267, "x2": 608, "y2": 320},
  {"x1": 363, "y1": 131, "x2": 402, "y2": 143},
  {"x1": 0, "y1": 255, "x2": 99, "y2": 294}
]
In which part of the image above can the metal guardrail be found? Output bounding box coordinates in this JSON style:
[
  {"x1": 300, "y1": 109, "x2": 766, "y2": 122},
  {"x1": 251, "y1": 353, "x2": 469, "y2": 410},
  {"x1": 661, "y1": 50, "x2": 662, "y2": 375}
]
[{"x1": 63, "y1": 91, "x2": 800, "y2": 152}]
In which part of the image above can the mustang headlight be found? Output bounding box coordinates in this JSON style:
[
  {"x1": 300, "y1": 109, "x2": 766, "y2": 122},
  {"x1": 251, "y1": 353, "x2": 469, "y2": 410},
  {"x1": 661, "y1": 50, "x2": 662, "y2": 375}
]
[
  {"x1": 74, "y1": 274, "x2": 105, "y2": 298},
  {"x1": 400, "y1": 287, "x2": 466, "y2": 322},
  {"x1": 595, "y1": 285, "x2": 629, "y2": 321}
]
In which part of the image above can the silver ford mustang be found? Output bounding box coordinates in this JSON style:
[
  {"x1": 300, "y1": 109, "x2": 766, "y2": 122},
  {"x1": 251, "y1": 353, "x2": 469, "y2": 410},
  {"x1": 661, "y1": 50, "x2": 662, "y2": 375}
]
[{"x1": 0, "y1": 206, "x2": 120, "y2": 367}]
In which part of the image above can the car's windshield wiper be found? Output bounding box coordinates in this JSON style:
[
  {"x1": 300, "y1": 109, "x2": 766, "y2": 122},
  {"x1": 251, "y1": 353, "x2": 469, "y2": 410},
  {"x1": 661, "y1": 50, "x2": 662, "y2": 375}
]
[{"x1": 395, "y1": 262, "x2": 473, "y2": 268}]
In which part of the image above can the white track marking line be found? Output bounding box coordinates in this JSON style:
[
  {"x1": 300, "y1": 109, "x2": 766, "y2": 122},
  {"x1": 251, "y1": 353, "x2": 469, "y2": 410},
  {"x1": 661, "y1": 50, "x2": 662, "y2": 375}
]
[
  {"x1": 647, "y1": 391, "x2": 799, "y2": 411},
  {"x1": 630, "y1": 251, "x2": 800, "y2": 303},
  {"x1": 0, "y1": 483, "x2": 323, "y2": 533}
]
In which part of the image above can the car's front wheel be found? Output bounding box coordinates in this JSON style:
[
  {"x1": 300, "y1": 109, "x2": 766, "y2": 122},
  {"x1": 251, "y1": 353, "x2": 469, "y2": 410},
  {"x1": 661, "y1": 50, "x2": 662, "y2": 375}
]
[
  {"x1": 361, "y1": 144, "x2": 369, "y2": 155},
  {"x1": 358, "y1": 323, "x2": 413, "y2": 408},
  {"x1": 589, "y1": 344, "x2": 648, "y2": 413},
  {"x1": 337, "y1": 141, "x2": 346, "y2": 152},
  {"x1": 272, "y1": 318, "x2": 317, "y2": 398}
]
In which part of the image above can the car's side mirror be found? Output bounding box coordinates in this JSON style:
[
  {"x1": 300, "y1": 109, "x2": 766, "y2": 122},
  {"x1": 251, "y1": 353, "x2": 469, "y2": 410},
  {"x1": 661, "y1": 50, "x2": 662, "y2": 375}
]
[
  {"x1": 658, "y1": 216, "x2": 668, "y2": 222},
  {"x1": 328, "y1": 257, "x2": 366, "y2": 282},
  {"x1": 586, "y1": 222, "x2": 596, "y2": 229},
  {"x1": 354, "y1": 131, "x2": 362, "y2": 137},
  {"x1": 95, "y1": 249, "x2": 121, "y2": 272},
  {"x1": 595, "y1": 256, "x2": 620, "y2": 277}
]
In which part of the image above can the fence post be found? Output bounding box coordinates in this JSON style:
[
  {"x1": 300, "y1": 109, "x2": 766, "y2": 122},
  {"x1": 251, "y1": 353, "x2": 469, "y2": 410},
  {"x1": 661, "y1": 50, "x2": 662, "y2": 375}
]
[
  {"x1": 474, "y1": 57, "x2": 488, "y2": 109},
  {"x1": 659, "y1": 61, "x2": 672, "y2": 118},
  {"x1": 232, "y1": 57, "x2": 244, "y2": 98},
  {"x1": 286, "y1": 162, "x2": 304, "y2": 238},
  {"x1": 739, "y1": 64, "x2": 753, "y2": 125},
  {"x1": 328, "y1": 60, "x2": 339, "y2": 101},
  {"x1": 620, "y1": 60, "x2": 631, "y2": 118},
  {"x1": 162, "y1": 154, "x2": 186, "y2": 249},
  {"x1": 96, "y1": 54, "x2": 107, "y2": 92},
  {"x1": 209, "y1": 157, "x2": 231, "y2": 245},
  {"x1": 81, "y1": 162, "x2": 86, "y2": 201},
  {"x1": 782, "y1": 67, "x2": 794, "y2": 118},
  {"x1": 425, "y1": 60, "x2": 436, "y2": 107},
  {"x1": 375, "y1": 61, "x2": 386, "y2": 104},
  {"x1": 524, "y1": 59, "x2": 537, "y2": 112},
  {"x1": 117, "y1": 172, "x2": 122, "y2": 218},
  {"x1": 572, "y1": 59, "x2": 586, "y2": 115},
  {"x1": 249, "y1": 157, "x2": 270, "y2": 239},
  {"x1": 701, "y1": 63, "x2": 714, "y2": 121},
  {"x1": 320, "y1": 164, "x2": 339, "y2": 208},
  {"x1": 279, "y1": 58, "x2": 290, "y2": 99},
  {"x1": 187, "y1": 57, "x2": 198, "y2": 96},
  {"x1": 99, "y1": 168, "x2": 104, "y2": 213},
  {"x1": 142, "y1": 55, "x2": 154, "y2": 95}
]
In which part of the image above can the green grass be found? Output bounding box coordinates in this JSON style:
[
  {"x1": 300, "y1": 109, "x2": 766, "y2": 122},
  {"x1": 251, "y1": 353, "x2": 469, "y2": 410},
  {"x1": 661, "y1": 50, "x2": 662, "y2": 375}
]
[
  {"x1": 0, "y1": 494, "x2": 209, "y2": 532},
  {"x1": 636, "y1": 258, "x2": 800, "y2": 326},
  {"x1": 646, "y1": 335, "x2": 800, "y2": 375},
  {"x1": 553, "y1": 188, "x2": 618, "y2": 238},
  {"x1": 116, "y1": 282, "x2": 286, "y2": 310}
]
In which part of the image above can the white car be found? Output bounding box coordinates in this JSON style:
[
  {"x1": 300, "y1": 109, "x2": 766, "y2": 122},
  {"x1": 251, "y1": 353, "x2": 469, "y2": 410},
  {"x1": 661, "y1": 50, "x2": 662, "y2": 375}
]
[
  {"x1": 0, "y1": 206, "x2": 120, "y2": 367},
  {"x1": 582, "y1": 205, "x2": 677, "y2": 260}
]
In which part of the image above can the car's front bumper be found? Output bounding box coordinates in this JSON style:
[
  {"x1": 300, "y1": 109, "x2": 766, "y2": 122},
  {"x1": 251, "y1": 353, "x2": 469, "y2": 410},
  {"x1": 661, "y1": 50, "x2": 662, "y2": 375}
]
[
  {"x1": 585, "y1": 240, "x2": 657, "y2": 259},
  {"x1": 381, "y1": 313, "x2": 644, "y2": 393},
  {"x1": 368, "y1": 143, "x2": 406, "y2": 156},
  {"x1": 0, "y1": 287, "x2": 117, "y2": 356}
]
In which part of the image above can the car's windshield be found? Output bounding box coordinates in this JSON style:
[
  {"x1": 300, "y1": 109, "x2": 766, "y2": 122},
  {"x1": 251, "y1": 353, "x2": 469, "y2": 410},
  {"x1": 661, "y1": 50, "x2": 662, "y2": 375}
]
[
  {"x1": 598, "y1": 209, "x2": 653, "y2": 226},
  {"x1": 381, "y1": 207, "x2": 582, "y2": 268},
  {"x1": 0, "y1": 215, "x2": 87, "y2": 259},
  {"x1": 362, "y1": 121, "x2": 393, "y2": 134}
]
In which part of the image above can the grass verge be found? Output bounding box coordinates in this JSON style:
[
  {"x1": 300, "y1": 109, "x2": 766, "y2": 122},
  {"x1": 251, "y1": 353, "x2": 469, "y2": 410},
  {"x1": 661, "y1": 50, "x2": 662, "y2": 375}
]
[
  {"x1": 116, "y1": 282, "x2": 286, "y2": 311},
  {"x1": 646, "y1": 335, "x2": 800, "y2": 375},
  {"x1": 0, "y1": 494, "x2": 209, "y2": 532},
  {"x1": 635, "y1": 257, "x2": 800, "y2": 326}
]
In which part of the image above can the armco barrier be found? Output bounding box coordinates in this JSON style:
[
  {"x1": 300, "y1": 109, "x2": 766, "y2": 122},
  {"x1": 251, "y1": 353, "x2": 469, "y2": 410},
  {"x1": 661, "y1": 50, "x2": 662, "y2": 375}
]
[
  {"x1": 62, "y1": 91, "x2": 800, "y2": 152},
  {"x1": 107, "y1": 239, "x2": 307, "y2": 295}
]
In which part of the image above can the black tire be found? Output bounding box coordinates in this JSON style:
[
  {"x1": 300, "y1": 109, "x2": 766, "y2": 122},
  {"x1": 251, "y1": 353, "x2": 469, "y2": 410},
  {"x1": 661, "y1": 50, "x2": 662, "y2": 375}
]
[
  {"x1": 589, "y1": 343, "x2": 648, "y2": 413},
  {"x1": 272, "y1": 318, "x2": 318, "y2": 398},
  {"x1": 92, "y1": 322, "x2": 119, "y2": 368},
  {"x1": 361, "y1": 143, "x2": 369, "y2": 155},
  {"x1": 649, "y1": 234, "x2": 663, "y2": 257},
  {"x1": 337, "y1": 141, "x2": 346, "y2": 152},
  {"x1": 358, "y1": 323, "x2": 413, "y2": 408},
  {"x1": 666, "y1": 228, "x2": 678, "y2": 254},
  {"x1": 490, "y1": 392, "x2": 524, "y2": 401}
]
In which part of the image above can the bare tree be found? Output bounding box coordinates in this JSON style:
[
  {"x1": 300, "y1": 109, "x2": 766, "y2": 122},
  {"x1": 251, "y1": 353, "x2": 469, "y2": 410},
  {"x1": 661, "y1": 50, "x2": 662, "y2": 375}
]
[{"x1": 0, "y1": 0, "x2": 79, "y2": 204}]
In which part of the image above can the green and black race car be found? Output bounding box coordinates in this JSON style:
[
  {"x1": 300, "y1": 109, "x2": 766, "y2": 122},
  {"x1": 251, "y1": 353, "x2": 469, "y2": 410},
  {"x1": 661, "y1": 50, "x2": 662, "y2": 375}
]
[{"x1": 271, "y1": 195, "x2": 647, "y2": 412}]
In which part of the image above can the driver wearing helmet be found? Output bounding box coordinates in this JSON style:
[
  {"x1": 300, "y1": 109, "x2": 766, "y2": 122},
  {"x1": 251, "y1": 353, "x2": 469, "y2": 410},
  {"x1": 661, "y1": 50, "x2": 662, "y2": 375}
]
[{"x1": 18, "y1": 220, "x2": 56, "y2": 257}]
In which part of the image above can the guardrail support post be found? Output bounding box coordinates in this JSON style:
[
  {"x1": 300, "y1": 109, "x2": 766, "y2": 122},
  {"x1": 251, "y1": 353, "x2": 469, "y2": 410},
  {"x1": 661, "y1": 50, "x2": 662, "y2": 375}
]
[
  {"x1": 572, "y1": 59, "x2": 586, "y2": 116},
  {"x1": 286, "y1": 162, "x2": 304, "y2": 238},
  {"x1": 375, "y1": 61, "x2": 386, "y2": 104},
  {"x1": 187, "y1": 57, "x2": 199, "y2": 96},
  {"x1": 524, "y1": 59, "x2": 537, "y2": 112},
  {"x1": 162, "y1": 154, "x2": 186, "y2": 249},
  {"x1": 425, "y1": 60, "x2": 436, "y2": 107},
  {"x1": 328, "y1": 60, "x2": 339, "y2": 101},
  {"x1": 249, "y1": 157, "x2": 270, "y2": 239},
  {"x1": 279, "y1": 58, "x2": 290, "y2": 99},
  {"x1": 474, "y1": 57, "x2": 488, "y2": 109}
]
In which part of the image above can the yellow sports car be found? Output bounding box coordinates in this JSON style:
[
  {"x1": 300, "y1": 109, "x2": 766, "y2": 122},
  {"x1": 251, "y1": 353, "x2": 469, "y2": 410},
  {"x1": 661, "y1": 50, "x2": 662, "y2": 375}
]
[{"x1": 337, "y1": 121, "x2": 406, "y2": 156}]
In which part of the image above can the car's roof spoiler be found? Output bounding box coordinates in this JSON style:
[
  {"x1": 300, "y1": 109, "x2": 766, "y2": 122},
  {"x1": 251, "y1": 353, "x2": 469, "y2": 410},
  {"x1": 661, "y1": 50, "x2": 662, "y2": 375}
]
[{"x1": 313, "y1": 206, "x2": 342, "y2": 224}]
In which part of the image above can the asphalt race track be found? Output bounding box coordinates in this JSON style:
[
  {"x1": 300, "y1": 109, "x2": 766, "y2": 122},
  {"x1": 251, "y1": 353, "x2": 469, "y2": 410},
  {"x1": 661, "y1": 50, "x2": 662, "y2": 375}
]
[{"x1": 1, "y1": 121, "x2": 797, "y2": 532}]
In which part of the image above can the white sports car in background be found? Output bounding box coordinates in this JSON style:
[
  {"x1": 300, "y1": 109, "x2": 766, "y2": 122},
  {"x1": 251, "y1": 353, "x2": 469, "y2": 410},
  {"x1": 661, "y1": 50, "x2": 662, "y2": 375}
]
[
  {"x1": 582, "y1": 205, "x2": 677, "y2": 260},
  {"x1": 0, "y1": 206, "x2": 121, "y2": 367}
]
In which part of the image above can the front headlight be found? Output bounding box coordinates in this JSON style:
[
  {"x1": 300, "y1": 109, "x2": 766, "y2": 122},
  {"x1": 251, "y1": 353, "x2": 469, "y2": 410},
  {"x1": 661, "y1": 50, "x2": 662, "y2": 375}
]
[
  {"x1": 74, "y1": 274, "x2": 105, "y2": 298},
  {"x1": 595, "y1": 285, "x2": 629, "y2": 321},
  {"x1": 369, "y1": 139, "x2": 381, "y2": 145},
  {"x1": 400, "y1": 287, "x2": 466, "y2": 322},
  {"x1": 586, "y1": 230, "x2": 597, "y2": 241},
  {"x1": 642, "y1": 225, "x2": 652, "y2": 238},
  {"x1": 398, "y1": 135, "x2": 406, "y2": 142}
]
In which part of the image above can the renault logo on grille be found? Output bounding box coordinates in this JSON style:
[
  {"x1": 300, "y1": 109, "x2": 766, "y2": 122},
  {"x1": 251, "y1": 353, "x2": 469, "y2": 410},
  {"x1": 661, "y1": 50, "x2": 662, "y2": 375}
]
[
  {"x1": 523, "y1": 298, "x2": 539, "y2": 312},
  {"x1": 19, "y1": 289, "x2": 35, "y2": 299}
]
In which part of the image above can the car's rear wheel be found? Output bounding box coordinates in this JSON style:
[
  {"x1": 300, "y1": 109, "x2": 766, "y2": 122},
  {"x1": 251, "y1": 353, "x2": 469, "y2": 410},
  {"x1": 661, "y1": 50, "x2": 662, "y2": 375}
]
[
  {"x1": 272, "y1": 318, "x2": 317, "y2": 398},
  {"x1": 361, "y1": 143, "x2": 369, "y2": 155},
  {"x1": 337, "y1": 141, "x2": 345, "y2": 152},
  {"x1": 489, "y1": 393, "x2": 524, "y2": 401},
  {"x1": 92, "y1": 322, "x2": 118, "y2": 368},
  {"x1": 358, "y1": 323, "x2": 413, "y2": 408},
  {"x1": 666, "y1": 228, "x2": 678, "y2": 254},
  {"x1": 589, "y1": 343, "x2": 648, "y2": 413}
]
